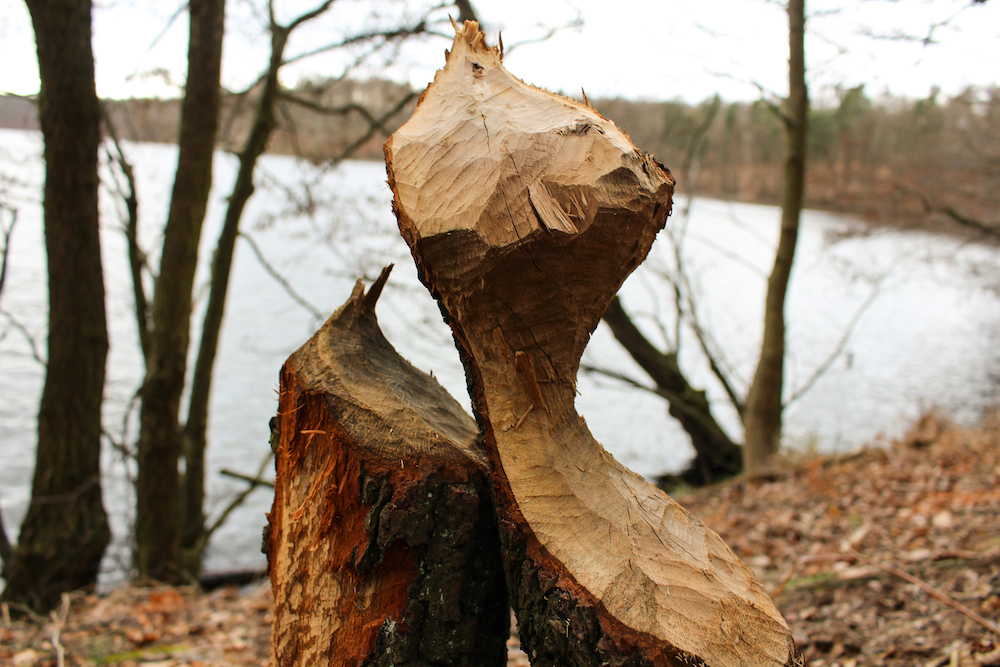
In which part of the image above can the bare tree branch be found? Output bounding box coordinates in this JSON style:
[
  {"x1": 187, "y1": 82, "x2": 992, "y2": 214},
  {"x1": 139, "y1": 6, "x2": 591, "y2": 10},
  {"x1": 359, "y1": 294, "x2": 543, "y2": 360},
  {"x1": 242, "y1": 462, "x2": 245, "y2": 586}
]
[
  {"x1": 581, "y1": 364, "x2": 661, "y2": 397},
  {"x1": 321, "y1": 90, "x2": 419, "y2": 169},
  {"x1": 895, "y1": 182, "x2": 1000, "y2": 241},
  {"x1": 783, "y1": 276, "x2": 884, "y2": 407},
  {"x1": 239, "y1": 231, "x2": 323, "y2": 319},
  {"x1": 856, "y1": 4, "x2": 971, "y2": 47},
  {"x1": 686, "y1": 310, "x2": 746, "y2": 417},
  {"x1": 581, "y1": 363, "x2": 737, "y2": 440},
  {"x1": 101, "y1": 106, "x2": 151, "y2": 360},
  {"x1": 2, "y1": 311, "x2": 45, "y2": 366},
  {"x1": 278, "y1": 91, "x2": 396, "y2": 135},
  {"x1": 283, "y1": 21, "x2": 429, "y2": 67},
  {"x1": 502, "y1": 13, "x2": 584, "y2": 57},
  {"x1": 0, "y1": 205, "x2": 17, "y2": 311},
  {"x1": 123, "y1": 2, "x2": 190, "y2": 87},
  {"x1": 192, "y1": 450, "x2": 274, "y2": 560},
  {"x1": 285, "y1": 0, "x2": 337, "y2": 32},
  {"x1": 220, "y1": 468, "x2": 274, "y2": 488}
]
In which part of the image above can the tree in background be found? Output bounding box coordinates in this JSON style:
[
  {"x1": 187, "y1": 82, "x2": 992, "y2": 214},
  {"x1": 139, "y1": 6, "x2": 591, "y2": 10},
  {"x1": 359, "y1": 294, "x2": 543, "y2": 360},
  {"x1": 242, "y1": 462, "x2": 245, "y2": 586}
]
[
  {"x1": 134, "y1": 0, "x2": 226, "y2": 584},
  {"x1": 125, "y1": 0, "x2": 481, "y2": 580},
  {"x1": 178, "y1": 0, "x2": 446, "y2": 571},
  {"x1": 741, "y1": 0, "x2": 808, "y2": 472},
  {"x1": 1, "y1": 0, "x2": 110, "y2": 611},
  {"x1": 596, "y1": 0, "x2": 994, "y2": 482},
  {"x1": 586, "y1": 1, "x2": 811, "y2": 480}
]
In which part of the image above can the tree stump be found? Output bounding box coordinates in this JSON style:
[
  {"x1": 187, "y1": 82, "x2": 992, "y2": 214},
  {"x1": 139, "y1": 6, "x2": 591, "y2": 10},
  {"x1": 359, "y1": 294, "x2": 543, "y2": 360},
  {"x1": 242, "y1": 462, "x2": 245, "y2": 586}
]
[
  {"x1": 385, "y1": 21, "x2": 802, "y2": 667},
  {"x1": 266, "y1": 266, "x2": 508, "y2": 667}
]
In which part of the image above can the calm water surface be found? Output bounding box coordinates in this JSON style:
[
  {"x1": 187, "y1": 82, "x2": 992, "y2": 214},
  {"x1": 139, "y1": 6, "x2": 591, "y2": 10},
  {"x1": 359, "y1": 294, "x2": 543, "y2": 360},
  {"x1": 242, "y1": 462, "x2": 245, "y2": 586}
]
[{"x1": 0, "y1": 129, "x2": 996, "y2": 580}]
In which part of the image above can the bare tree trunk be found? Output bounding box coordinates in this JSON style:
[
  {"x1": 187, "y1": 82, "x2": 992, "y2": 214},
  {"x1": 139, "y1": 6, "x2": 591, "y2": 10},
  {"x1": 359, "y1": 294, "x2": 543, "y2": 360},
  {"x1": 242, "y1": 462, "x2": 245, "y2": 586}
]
[
  {"x1": 1, "y1": 0, "x2": 110, "y2": 612},
  {"x1": 181, "y1": 22, "x2": 287, "y2": 571},
  {"x1": 742, "y1": 0, "x2": 808, "y2": 474},
  {"x1": 135, "y1": 0, "x2": 224, "y2": 583},
  {"x1": 601, "y1": 297, "x2": 742, "y2": 485},
  {"x1": 181, "y1": 1, "x2": 457, "y2": 573},
  {"x1": 387, "y1": 21, "x2": 801, "y2": 667},
  {"x1": 267, "y1": 268, "x2": 508, "y2": 666}
]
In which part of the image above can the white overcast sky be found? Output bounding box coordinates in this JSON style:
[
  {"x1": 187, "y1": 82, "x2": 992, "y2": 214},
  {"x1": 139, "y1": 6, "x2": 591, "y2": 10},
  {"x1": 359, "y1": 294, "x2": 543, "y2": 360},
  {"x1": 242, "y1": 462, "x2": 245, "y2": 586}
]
[{"x1": 0, "y1": 0, "x2": 997, "y2": 105}]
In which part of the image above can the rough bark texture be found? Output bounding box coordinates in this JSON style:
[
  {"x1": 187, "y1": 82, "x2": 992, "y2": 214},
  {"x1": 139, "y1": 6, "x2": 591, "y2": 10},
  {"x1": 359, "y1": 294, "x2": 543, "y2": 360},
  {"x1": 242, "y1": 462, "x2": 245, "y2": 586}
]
[
  {"x1": 386, "y1": 22, "x2": 801, "y2": 667},
  {"x1": 742, "y1": 0, "x2": 808, "y2": 474},
  {"x1": 601, "y1": 297, "x2": 742, "y2": 486},
  {"x1": 2, "y1": 0, "x2": 110, "y2": 612},
  {"x1": 135, "y1": 0, "x2": 225, "y2": 582},
  {"x1": 267, "y1": 268, "x2": 508, "y2": 667}
]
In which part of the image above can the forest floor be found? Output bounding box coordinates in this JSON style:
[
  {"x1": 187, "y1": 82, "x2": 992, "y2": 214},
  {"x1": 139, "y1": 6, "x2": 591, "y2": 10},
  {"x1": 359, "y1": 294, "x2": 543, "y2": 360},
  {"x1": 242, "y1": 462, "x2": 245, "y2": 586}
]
[{"x1": 2, "y1": 411, "x2": 998, "y2": 667}]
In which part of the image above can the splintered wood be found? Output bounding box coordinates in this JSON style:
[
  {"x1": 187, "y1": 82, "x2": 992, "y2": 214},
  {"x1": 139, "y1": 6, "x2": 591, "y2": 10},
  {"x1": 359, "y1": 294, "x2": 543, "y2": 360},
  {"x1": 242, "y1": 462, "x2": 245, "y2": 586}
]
[
  {"x1": 386, "y1": 20, "x2": 801, "y2": 667},
  {"x1": 267, "y1": 267, "x2": 508, "y2": 667}
]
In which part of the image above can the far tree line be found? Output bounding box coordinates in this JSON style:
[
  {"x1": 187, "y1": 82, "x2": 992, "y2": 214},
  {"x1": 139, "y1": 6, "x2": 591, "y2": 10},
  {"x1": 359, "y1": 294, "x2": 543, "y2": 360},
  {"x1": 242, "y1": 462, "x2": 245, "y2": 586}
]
[{"x1": 2, "y1": 82, "x2": 994, "y2": 235}]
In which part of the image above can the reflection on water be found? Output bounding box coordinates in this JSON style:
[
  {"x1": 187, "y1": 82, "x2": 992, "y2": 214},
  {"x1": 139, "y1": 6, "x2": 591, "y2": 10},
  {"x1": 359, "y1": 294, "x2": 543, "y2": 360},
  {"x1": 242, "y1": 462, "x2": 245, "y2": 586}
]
[{"x1": 0, "y1": 129, "x2": 996, "y2": 579}]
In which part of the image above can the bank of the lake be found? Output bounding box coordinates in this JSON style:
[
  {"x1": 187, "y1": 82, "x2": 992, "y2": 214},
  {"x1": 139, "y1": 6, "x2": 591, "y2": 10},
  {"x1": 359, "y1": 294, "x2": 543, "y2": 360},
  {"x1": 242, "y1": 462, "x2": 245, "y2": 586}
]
[{"x1": 0, "y1": 129, "x2": 997, "y2": 582}]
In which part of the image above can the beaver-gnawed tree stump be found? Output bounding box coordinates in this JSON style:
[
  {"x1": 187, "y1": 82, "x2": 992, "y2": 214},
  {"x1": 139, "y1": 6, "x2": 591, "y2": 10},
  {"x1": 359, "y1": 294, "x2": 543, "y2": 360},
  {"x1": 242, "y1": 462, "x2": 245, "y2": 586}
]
[
  {"x1": 385, "y1": 21, "x2": 802, "y2": 667},
  {"x1": 266, "y1": 266, "x2": 508, "y2": 667}
]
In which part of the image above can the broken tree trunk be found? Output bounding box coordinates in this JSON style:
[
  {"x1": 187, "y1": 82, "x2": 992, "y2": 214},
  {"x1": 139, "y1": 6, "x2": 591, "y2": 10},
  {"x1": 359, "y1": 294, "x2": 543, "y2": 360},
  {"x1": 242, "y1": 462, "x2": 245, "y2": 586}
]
[
  {"x1": 386, "y1": 21, "x2": 802, "y2": 667},
  {"x1": 266, "y1": 266, "x2": 508, "y2": 667}
]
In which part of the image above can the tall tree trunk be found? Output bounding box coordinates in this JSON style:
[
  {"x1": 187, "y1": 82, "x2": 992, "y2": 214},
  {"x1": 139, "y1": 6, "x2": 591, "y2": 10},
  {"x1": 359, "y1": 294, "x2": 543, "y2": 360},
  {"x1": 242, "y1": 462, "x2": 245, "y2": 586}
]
[
  {"x1": 267, "y1": 268, "x2": 508, "y2": 666},
  {"x1": 1, "y1": 0, "x2": 110, "y2": 612},
  {"x1": 742, "y1": 0, "x2": 808, "y2": 474},
  {"x1": 135, "y1": 0, "x2": 224, "y2": 583},
  {"x1": 181, "y1": 27, "x2": 287, "y2": 569},
  {"x1": 386, "y1": 21, "x2": 801, "y2": 667}
]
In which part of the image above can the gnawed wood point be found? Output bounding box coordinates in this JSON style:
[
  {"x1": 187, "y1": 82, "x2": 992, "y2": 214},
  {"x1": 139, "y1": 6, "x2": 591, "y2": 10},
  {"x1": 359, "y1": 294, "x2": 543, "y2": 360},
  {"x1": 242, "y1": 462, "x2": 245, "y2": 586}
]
[
  {"x1": 387, "y1": 21, "x2": 801, "y2": 667},
  {"x1": 266, "y1": 266, "x2": 508, "y2": 666}
]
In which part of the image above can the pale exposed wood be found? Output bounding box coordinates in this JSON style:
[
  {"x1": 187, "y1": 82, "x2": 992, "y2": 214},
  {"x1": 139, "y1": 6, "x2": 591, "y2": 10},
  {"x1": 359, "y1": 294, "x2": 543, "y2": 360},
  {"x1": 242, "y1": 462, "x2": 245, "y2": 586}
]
[
  {"x1": 267, "y1": 267, "x2": 507, "y2": 666},
  {"x1": 387, "y1": 21, "x2": 801, "y2": 667}
]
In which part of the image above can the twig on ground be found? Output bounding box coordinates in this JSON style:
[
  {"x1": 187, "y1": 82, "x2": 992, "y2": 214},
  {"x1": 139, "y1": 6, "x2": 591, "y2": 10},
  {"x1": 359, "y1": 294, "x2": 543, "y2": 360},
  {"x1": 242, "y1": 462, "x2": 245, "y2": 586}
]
[
  {"x1": 847, "y1": 547, "x2": 1000, "y2": 637},
  {"x1": 48, "y1": 593, "x2": 70, "y2": 667}
]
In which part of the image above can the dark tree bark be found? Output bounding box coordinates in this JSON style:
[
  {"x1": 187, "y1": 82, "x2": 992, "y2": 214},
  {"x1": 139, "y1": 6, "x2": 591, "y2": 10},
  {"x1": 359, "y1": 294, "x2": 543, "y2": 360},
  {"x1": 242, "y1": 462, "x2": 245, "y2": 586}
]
[
  {"x1": 180, "y1": 0, "x2": 343, "y2": 565},
  {"x1": 601, "y1": 297, "x2": 742, "y2": 486},
  {"x1": 454, "y1": 0, "x2": 480, "y2": 23},
  {"x1": 135, "y1": 0, "x2": 224, "y2": 583},
  {"x1": 742, "y1": 0, "x2": 808, "y2": 473},
  {"x1": 180, "y1": 13, "x2": 287, "y2": 571},
  {"x1": 387, "y1": 21, "x2": 801, "y2": 667},
  {"x1": 267, "y1": 267, "x2": 508, "y2": 666},
  {"x1": 1, "y1": 0, "x2": 110, "y2": 612}
]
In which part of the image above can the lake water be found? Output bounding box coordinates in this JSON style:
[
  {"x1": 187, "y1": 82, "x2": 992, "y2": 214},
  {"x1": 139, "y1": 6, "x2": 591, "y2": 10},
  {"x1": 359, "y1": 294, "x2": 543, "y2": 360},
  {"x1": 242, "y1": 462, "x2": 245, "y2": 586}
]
[{"x1": 0, "y1": 128, "x2": 997, "y2": 580}]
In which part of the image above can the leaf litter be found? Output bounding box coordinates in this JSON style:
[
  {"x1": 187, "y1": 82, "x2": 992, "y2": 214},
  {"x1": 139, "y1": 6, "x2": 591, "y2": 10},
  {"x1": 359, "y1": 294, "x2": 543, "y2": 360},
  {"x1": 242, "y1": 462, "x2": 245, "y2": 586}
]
[
  {"x1": 674, "y1": 409, "x2": 1000, "y2": 667},
  {"x1": 2, "y1": 410, "x2": 998, "y2": 666}
]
